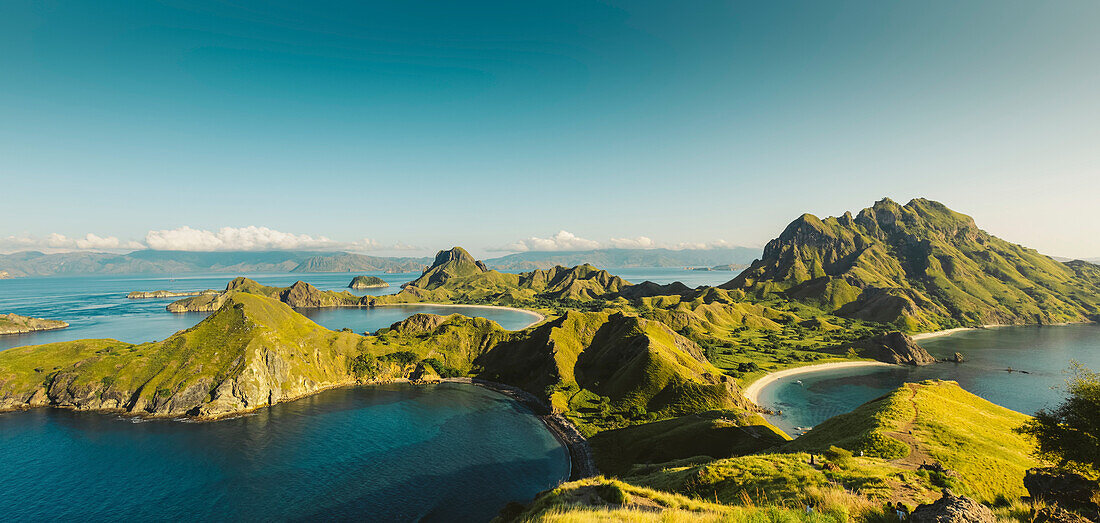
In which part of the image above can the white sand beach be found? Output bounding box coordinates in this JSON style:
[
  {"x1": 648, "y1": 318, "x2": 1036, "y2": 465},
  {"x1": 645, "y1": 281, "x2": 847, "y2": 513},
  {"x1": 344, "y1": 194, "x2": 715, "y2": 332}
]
[{"x1": 742, "y1": 361, "x2": 893, "y2": 405}]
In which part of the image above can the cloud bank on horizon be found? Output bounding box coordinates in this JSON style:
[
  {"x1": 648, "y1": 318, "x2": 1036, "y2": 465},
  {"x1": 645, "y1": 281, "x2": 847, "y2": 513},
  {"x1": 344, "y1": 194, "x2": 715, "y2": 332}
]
[
  {"x1": 496, "y1": 230, "x2": 742, "y2": 253},
  {"x1": 1, "y1": 227, "x2": 746, "y2": 255}
]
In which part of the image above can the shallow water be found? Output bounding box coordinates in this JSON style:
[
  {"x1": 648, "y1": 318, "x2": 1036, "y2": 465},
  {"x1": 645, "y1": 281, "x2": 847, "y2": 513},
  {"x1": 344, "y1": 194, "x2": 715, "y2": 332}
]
[
  {"x1": 0, "y1": 383, "x2": 569, "y2": 521},
  {"x1": 758, "y1": 324, "x2": 1100, "y2": 436}
]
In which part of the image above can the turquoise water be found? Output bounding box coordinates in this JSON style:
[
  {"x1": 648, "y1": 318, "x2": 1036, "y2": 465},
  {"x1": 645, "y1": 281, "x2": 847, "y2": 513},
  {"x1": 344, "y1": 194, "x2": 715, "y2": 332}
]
[
  {"x1": 0, "y1": 383, "x2": 569, "y2": 521},
  {"x1": 758, "y1": 324, "x2": 1100, "y2": 436},
  {"x1": 0, "y1": 273, "x2": 539, "y2": 350}
]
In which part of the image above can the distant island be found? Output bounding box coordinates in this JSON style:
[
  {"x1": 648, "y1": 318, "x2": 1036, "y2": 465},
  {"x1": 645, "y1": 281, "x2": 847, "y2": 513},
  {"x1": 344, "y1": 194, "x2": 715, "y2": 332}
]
[
  {"x1": 348, "y1": 275, "x2": 388, "y2": 289},
  {"x1": 127, "y1": 290, "x2": 218, "y2": 299},
  {"x1": 0, "y1": 270, "x2": 11, "y2": 279},
  {"x1": 0, "y1": 313, "x2": 68, "y2": 335}
]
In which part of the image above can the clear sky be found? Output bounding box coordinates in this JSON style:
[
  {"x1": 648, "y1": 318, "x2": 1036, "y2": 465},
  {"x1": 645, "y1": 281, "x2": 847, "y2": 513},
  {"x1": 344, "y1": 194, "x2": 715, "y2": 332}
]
[{"x1": 1, "y1": 1, "x2": 1098, "y2": 258}]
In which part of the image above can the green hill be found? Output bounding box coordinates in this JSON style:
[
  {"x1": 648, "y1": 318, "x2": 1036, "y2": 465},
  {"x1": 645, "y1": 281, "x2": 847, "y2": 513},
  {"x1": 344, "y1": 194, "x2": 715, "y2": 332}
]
[
  {"x1": 0, "y1": 293, "x2": 366, "y2": 417},
  {"x1": 589, "y1": 410, "x2": 789, "y2": 475},
  {"x1": 787, "y1": 380, "x2": 1038, "y2": 502},
  {"x1": 385, "y1": 247, "x2": 630, "y2": 305},
  {"x1": 722, "y1": 198, "x2": 1100, "y2": 331}
]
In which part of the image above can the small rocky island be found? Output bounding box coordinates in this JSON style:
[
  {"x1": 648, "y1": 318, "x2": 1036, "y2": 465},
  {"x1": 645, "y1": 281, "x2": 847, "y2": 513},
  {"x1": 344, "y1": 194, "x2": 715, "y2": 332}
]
[
  {"x1": 0, "y1": 270, "x2": 12, "y2": 279},
  {"x1": 127, "y1": 290, "x2": 218, "y2": 299},
  {"x1": 348, "y1": 275, "x2": 389, "y2": 289},
  {"x1": 0, "y1": 313, "x2": 68, "y2": 335}
]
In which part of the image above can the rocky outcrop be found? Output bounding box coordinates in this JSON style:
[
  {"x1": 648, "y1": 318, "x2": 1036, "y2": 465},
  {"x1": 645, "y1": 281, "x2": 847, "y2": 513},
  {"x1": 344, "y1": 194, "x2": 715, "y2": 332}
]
[
  {"x1": 1025, "y1": 468, "x2": 1100, "y2": 517},
  {"x1": 405, "y1": 247, "x2": 489, "y2": 289},
  {"x1": 390, "y1": 313, "x2": 449, "y2": 335},
  {"x1": 348, "y1": 275, "x2": 388, "y2": 289},
  {"x1": 910, "y1": 489, "x2": 995, "y2": 523},
  {"x1": 614, "y1": 280, "x2": 693, "y2": 300},
  {"x1": 1034, "y1": 506, "x2": 1094, "y2": 523},
  {"x1": 849, "y1": 331, "x2": 936, "y2": 365},
  {"x1": 127, "y1": 290, "x2": 217, "y2": 299},
  {"x1": 0, "y1": 313, "x2": 68, "y2": 335},
  {"x1": 168, "y1": 277, "x2": 366, "y2": 312},
  {"x1": 0, "y1": 270, "x2": 11, "y2": 279}
]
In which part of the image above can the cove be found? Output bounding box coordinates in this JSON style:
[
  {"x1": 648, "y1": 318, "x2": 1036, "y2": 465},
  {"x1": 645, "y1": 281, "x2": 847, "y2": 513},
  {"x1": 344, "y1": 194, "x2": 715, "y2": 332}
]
[
  {"x1": 0, "y1": 383, "x2": 570, "y2": 522},
  {"x1": 757, "y1": 324, "x2": 1100, "y2": 436}
]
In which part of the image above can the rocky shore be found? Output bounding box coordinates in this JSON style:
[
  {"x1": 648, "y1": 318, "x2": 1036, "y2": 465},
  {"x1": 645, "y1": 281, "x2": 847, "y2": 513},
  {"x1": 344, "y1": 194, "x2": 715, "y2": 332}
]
[{"x1": 445, "y1": 377, "x2": 597, "y2": 480}]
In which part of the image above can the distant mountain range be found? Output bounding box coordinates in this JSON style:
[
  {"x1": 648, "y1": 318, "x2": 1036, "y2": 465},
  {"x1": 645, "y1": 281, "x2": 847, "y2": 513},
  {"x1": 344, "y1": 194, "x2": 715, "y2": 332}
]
[
  {"x1": 0, "y1": 250, "x2": 431, "y2": 277},
  {"x1": 0, "y1": 247, "x2": 761, "y2": 277},
  {"x1": 482, "y1": 247, "x2": 761, "y2": 270}
]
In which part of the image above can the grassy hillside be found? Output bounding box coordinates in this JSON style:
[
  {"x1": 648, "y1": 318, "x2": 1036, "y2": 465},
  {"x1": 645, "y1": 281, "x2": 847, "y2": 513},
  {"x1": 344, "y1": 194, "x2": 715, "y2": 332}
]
[
  {"x1": 589, "y1": 410, "x2": 790, "y2": 475},
  {"x1": 723, "y1": 198, "x2": 1100, "y2": 332},
  {"x1": 787, "y1": 380, "x2": 1038, "y2": 502},
  {"x1": 0, "y1": 293, "x2": 367, "y2": 417},
  {"x1": 502, "y1": 476, "x2": 868, "y2": 522}
]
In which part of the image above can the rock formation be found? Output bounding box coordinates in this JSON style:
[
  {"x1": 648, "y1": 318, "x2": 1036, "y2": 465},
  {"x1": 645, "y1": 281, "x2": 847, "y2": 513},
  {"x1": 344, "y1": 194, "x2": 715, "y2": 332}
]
[
  {"x1": 910, "y1": 489, "x2": 995, "y2": 523},
  {"x1": 0, "y1": 313, "x2": 68, "y2": 335},
  {"x1": 847, "y1": 331, "x2": 936, "y2": 365}
]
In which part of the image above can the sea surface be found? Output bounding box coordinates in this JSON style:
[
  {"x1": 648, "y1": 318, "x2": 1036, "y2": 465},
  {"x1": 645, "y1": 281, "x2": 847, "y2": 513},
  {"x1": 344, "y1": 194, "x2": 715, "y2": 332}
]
[
  {"x1": 758, "y1": 324, "x2": 1100, "y2": 436},
  {"x1": 0, "y1": 383, "x2": 569, "y2": 521}
]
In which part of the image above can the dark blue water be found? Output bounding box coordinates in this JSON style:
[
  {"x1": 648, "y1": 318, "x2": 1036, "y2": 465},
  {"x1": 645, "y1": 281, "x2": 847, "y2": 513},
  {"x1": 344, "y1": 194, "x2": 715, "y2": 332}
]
[
  {"x1": 0, "y1": 383, "x2": 569, "y2": 522},
  {"x1": 0, "y1": 273, "x2": 539, "y2": 350},
  {"x1": 759, "y1": 324, "x2": 1100, "y2": 436}
]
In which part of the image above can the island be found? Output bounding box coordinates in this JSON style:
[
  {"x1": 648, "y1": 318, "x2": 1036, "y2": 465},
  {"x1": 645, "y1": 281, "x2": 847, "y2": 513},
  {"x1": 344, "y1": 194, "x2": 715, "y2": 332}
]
[
  {"x1": 0, "y1": 313, "x2": 68, "y2": 335},
  {"x1": 127, "y1": 290, "x2": 218, "y2": 299},
  {"x1": 3, "y1": 198, "x2": 1099, "y2": 521},
  {"x1": 0, "y1": 270, "x2": 11, "y2": 279},
  {"x1": 347, "y1": 275, "x2": 389, "y2": 289}
]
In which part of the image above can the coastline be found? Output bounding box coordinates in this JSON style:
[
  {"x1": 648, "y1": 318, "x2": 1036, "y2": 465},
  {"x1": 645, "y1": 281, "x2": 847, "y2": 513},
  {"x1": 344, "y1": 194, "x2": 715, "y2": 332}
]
[
  {"x1": 376, "y1": 302, "x2": 546, "y2": 329},
  {"x1": 742, "y1": 361, "x2": 893, "y2": 405},
  {"x1": 444, "y1": 377, "x2": 596, "y2": 480}
]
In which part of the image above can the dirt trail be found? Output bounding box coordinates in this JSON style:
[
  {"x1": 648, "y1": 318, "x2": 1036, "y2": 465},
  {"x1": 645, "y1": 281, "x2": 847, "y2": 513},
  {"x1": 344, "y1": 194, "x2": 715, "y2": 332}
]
[{"x1": 884, "y1": 383, "x2": 933, "y2": 470}]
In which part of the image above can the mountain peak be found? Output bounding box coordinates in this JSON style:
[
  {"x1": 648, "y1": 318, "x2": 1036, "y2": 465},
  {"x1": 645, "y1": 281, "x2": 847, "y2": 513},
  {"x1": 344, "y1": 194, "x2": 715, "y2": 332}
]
[{"x1": 407, "y1": 246, "x2": 489, "y2": 289}]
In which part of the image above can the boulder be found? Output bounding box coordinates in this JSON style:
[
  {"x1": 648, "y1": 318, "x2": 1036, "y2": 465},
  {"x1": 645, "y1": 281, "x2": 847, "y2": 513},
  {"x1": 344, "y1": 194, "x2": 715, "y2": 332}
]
[
  {"x1": 910, "y1": 489, "x2": 995, "y2": 523},
  {"x1": 1034, "y1": 506, "x2": 1093, "y2": 523},
  {"x1": 951, "y1": 352, "x2": 965, "y2": 363},
  {"x1": 1025, "y1": 468, "x2": 1100, "y2": 516}
]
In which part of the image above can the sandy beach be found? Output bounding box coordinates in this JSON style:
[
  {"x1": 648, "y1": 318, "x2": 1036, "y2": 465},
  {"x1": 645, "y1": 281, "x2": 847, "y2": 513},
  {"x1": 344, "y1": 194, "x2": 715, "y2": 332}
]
[
  {"x1": 376, "y1": 302, "x2": 546, "y2": 329},
  {"x1": 911, "y1": 324, "x2": 1012, "y2": 340},
  {"x1": 742, "y1": 361, "x2": 893, "y2": 405}
]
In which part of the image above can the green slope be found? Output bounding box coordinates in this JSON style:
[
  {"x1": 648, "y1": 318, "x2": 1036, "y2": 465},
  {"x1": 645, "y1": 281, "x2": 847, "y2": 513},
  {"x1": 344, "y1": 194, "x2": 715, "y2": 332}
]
[
  {"x1": 722, "y1": 198, "x2": 1100, "y2": 331},
  {"x1": 787, "y1": 380, "x2": 1038, "y2": 502}
]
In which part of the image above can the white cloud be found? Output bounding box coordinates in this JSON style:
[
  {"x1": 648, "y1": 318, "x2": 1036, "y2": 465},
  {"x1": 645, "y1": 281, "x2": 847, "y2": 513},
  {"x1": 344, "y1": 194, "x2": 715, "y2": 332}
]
[
  {"x1": 494, "y1": 231, "x2": 744, "y2": 253},
  {"x1": 0, "y1": 233, "x2": 143, "y2": 253},
  {"x1": 608, "y1": 236, "x2": 656, "y2": 249},
  {"x1": 144, "y1": 226, "x2": 339, "y2": 251},
  {"x1": 670, "y1": 239, "x2": 735, "y2": 250},
  {"x1": 502, "y1": 230, "x2": 601, "y2": 252}
]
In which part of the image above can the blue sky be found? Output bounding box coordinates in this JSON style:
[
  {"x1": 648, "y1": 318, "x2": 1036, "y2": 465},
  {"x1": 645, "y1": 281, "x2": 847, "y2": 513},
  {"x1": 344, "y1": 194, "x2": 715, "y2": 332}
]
[{"x1": 1, "y1": 1, "x2": 1097, "y2": 257}]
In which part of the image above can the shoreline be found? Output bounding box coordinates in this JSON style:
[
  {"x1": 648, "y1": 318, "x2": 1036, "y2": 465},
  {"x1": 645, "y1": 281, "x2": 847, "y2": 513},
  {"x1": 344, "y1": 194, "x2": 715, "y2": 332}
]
[
  {"x1": 444, "y1": 377, "x2": 596, "y2": 480},
  {"x1": 742, "y1": 361, "x2": 893, "y2": 405},
  {"x1": 375, "y1": 302, "x2": 546, "y2": 329}
]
